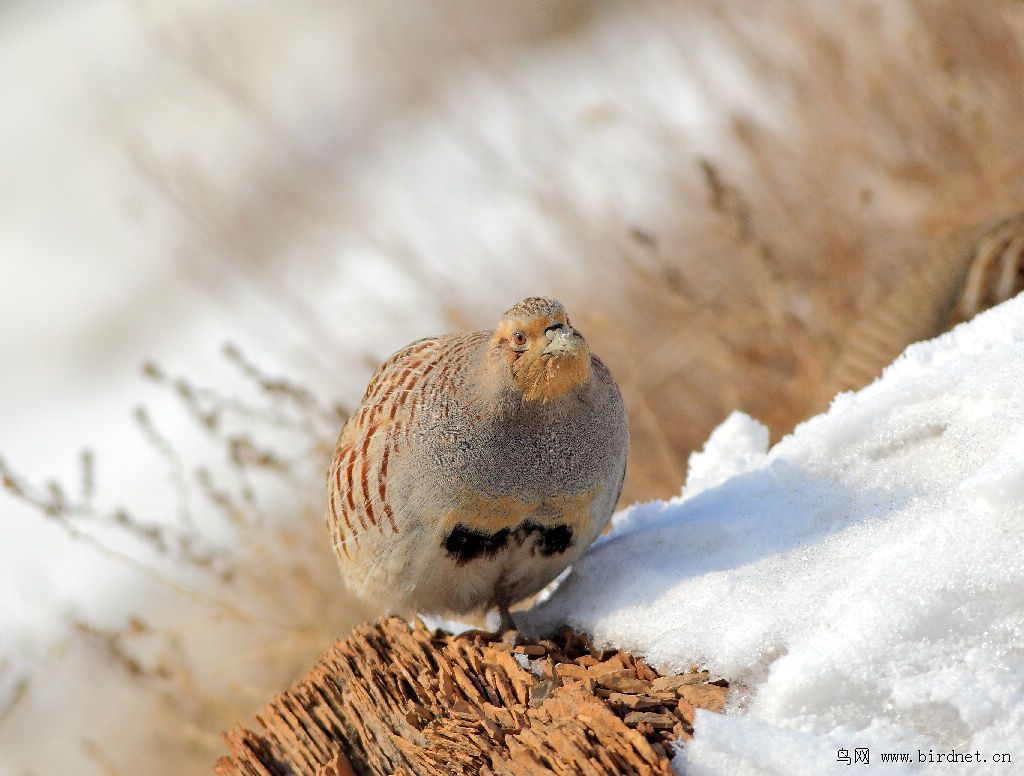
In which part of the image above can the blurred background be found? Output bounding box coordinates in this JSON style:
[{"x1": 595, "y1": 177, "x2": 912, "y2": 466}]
[{"x1": 2, "y1": 1, "x2": 1023, "y2": 773}]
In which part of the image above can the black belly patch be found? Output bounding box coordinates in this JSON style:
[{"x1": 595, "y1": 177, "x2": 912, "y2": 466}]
[
  {"x1": 444, "y1": 523, "x2": 511, "y2": 564},
  {"x1": 443, "y1": 520, "x2": 574, "y2": 564},
  {"x1": 519, "y1": 520, "x2": 574, "y2": 556}
]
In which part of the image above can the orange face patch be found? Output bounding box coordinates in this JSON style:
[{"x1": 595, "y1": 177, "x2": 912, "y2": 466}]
[{"x1": 491, "y1": 313, "x2": 591, "y2": 403}]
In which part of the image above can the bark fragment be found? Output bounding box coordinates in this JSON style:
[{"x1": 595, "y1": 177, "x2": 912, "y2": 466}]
[{"x1": 215, "y1": 618, "x2": 729, "y2": 775}]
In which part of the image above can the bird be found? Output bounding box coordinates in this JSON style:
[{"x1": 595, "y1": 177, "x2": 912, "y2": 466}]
[{"x1": 325, "y1": 296, "x2": 629, "y2": 634}]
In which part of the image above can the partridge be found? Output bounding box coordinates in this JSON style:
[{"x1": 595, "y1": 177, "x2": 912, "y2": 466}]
[{"x1": 325, "y1": 297, "x2": 629, "y2": 632}]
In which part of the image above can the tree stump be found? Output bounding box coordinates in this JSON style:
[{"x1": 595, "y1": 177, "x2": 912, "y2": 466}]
[{"x1": 215, "y1": 617, "x2": 729, "y2": 776}]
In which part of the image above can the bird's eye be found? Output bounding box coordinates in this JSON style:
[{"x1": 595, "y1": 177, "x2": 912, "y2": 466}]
[{"x1": 510, "y1": 330, "x2": 528, "y2": 349}]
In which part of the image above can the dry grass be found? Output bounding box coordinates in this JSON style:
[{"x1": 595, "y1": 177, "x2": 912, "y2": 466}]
[
  {"x1": 4, "y1": 0, "x2": 1024, "y2": 773},
  {"x1": 1, "y1": 345, "x2": 375, "y2": 771},
  {"x1": 570, "y1": 0, "x2": 1024, "y2": 502}
]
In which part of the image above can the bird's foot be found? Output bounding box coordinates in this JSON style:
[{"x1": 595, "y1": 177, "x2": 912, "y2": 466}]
[
  {"x1": 451, "y1": 628, "x2": 503, "y2": 643},
  {"x1": 496, "y1": 603, "x2": 525, "y2": 645},
  {"x1": 501, "y1": 628, "x2": 524, "y2": 647}
]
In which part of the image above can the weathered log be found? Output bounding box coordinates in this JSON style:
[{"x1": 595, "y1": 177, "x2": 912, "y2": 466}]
[{"x1": 215, "y1": 617, "x2": 729, "y2": 776}]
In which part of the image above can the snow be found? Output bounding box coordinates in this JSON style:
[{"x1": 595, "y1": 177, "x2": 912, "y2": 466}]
[{"x1": 525, "y1": 294, "x2": 1024, "y2": 774}]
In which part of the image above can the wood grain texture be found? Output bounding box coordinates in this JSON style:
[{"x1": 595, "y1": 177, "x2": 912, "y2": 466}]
[{"x1": 214, "y1": 618, "x2": 728, "y2": 776}]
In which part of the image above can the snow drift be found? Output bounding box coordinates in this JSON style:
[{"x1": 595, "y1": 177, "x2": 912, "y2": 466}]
[{"x1": 525, "y1": 294, "x2": 1024, "y2": 775}]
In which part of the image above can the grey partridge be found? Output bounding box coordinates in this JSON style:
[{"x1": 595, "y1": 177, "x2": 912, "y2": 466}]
[{"x1": 325, "y1": 297, "x2": 629, "y2": 632}]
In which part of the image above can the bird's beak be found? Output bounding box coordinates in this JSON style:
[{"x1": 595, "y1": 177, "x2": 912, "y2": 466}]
[{"x1": 543, "y1": 324, "x2": 585, "y2": 356}]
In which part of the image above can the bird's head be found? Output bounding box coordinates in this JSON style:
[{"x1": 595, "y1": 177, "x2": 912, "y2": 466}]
[{"x1": 488, "y1": 297, "x2": 591, "y2": 403}]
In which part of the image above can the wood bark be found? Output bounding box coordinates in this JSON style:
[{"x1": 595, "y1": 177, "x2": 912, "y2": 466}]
[{"x1": 215, "y1": 617, "x2": 728, "y2": 776}]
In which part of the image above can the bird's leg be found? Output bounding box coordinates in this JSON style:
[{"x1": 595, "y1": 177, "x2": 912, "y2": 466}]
[
  {"x1": 498, "y1": 603, "x2": 517, "y2": 633},
  {"x1": 497, "y1": 603, "x2": 523, "y2": 646}
]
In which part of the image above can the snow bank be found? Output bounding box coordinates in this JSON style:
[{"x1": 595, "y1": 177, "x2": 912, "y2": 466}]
[{"x1": 525, "y1": 294, "x2": 1024, "y2": 774}]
